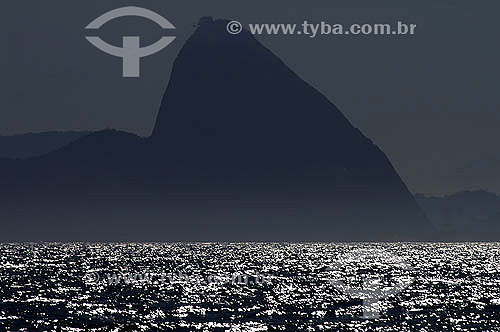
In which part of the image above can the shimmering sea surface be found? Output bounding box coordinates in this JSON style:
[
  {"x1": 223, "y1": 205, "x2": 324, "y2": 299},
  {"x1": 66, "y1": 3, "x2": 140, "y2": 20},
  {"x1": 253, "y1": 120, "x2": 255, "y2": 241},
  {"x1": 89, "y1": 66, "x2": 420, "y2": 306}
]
[{"x1": 1, "y1": 243, "x2": 500, "y2": 331}]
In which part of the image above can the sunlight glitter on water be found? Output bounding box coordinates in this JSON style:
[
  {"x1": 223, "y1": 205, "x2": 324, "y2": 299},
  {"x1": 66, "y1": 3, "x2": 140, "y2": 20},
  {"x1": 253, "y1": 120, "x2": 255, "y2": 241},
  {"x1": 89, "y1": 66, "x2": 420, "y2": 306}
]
[{"x1": 0, "y1": 243, "x2": 500, "y2": 331}]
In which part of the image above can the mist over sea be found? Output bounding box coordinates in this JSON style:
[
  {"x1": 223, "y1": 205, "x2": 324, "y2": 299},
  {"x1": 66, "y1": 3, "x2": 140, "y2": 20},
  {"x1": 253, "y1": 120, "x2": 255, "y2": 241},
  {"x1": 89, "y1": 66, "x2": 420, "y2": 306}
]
[{"x1": 1, "y1": 243, "x2": 500, "y2": 331}]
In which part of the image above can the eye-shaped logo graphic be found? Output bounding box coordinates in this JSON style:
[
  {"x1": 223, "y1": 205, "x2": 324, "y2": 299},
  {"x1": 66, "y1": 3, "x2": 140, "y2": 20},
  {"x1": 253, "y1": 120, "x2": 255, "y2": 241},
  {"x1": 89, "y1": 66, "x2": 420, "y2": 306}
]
[
  {"x1": 85, "y1": 7, "x2": 176, "y2": 77},
  {"x1": 326, "y1": 249, "x2": 415, "y2": 319}
]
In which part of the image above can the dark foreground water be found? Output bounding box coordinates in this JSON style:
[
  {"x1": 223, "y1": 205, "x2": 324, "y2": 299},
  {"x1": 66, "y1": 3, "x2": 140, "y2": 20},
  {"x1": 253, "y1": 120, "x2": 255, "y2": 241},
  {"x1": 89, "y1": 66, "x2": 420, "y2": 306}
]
[{"x1": 1, "y1": 243, "x2": 500, "y2": 331}]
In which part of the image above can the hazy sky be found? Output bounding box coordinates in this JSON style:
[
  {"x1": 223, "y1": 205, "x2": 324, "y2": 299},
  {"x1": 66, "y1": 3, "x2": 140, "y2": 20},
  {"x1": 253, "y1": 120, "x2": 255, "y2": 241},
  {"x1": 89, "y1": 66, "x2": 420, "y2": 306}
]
[{"x1": 1, "y1": 0, "x2": 499, "y2": 194}]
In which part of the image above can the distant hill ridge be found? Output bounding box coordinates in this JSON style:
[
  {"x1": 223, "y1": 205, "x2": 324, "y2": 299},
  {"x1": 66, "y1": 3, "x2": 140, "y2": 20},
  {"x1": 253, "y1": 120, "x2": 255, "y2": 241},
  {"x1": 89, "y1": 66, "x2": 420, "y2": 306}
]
[
  {"x1": 0, "y1": 131, "x2": 91, "y2": 159},
  {"x1": 416, "y1": 190, "x2": 500, "y2": 240}
]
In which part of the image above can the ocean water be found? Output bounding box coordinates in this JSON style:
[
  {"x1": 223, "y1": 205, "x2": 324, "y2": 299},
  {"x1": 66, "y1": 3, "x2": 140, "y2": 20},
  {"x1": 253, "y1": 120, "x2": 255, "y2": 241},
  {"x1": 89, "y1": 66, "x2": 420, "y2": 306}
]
[{"x1": 1, "y1": 243, "x2": 500, "y2": 331}]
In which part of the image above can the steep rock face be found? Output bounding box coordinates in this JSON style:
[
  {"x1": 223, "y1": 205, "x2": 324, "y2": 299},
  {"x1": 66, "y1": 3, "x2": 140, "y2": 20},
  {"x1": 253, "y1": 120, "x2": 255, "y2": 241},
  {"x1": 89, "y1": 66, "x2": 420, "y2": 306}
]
[{"x1": 150, "y1": 18, "x2": 432, "y2": 240}]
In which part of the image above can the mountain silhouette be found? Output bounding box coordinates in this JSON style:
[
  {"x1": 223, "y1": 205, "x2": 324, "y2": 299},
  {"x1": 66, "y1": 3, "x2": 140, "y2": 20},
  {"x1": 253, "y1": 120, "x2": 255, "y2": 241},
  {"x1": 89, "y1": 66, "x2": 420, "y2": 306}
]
[
  {"x1": 0, "y1": 18, "x2": 433, "y2": 241},
  {"x1": 416, "y1": 190, "x2": 500, "y2": 240},
  {"x1": 0, "y1": 131, "x2": 91, "y2": 159}
]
